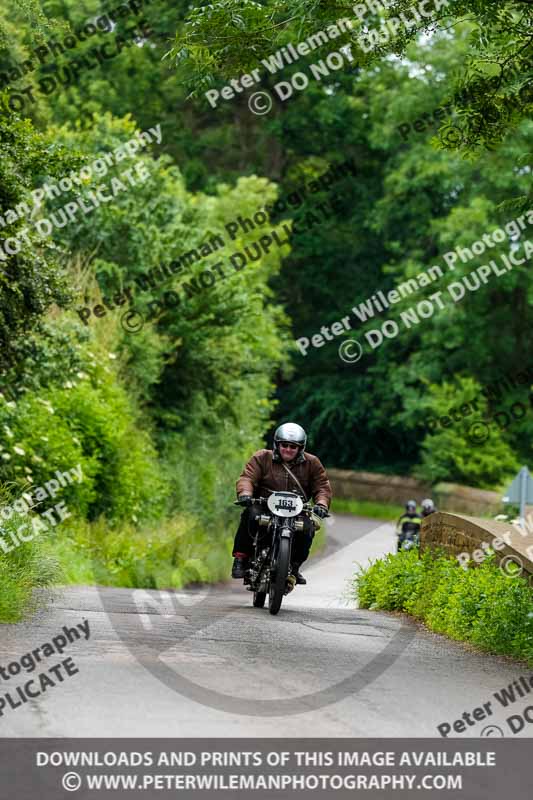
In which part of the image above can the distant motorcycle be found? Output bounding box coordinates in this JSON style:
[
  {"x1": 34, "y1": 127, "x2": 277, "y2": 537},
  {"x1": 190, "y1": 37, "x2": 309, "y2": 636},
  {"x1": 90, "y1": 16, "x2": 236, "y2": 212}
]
[
  {"x1": 234, "y1": 491, "x2": 325, "y2": 615},
  {"x1": 397, "y1": 520, "x2": 420, "y2": 551}
]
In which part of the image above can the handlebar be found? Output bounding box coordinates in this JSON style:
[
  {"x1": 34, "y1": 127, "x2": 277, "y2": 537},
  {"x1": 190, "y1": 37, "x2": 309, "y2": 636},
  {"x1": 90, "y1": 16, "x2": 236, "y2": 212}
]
[{"x1": 233, "y1": 497, "x2": 330, "y2": 516}]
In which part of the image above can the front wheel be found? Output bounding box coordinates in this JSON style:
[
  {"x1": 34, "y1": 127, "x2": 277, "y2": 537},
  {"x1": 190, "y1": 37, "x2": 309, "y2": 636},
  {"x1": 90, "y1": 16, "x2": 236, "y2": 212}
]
[
  {"x1": 253, "y1": 591, "x2": 266, "y2": 608},
  {"x1": 269, "y1": 535, "x2": 291, "y2": 615}
]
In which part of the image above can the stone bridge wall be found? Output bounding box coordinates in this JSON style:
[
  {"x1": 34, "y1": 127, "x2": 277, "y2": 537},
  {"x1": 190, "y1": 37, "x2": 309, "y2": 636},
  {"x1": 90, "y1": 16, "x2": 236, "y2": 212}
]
[
  {"x1": 328, "y1": 468, "x2": 502, "y2": 516},
  {"x1": 421, "y1": 511, "x2": 533, "y2": 579}
]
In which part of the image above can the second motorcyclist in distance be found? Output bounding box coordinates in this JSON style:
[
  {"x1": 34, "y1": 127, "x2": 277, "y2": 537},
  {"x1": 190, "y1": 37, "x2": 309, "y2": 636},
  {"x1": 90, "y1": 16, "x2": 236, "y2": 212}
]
[{"x1": 231, "y1": 422, "x2": 332, "y2": 585}]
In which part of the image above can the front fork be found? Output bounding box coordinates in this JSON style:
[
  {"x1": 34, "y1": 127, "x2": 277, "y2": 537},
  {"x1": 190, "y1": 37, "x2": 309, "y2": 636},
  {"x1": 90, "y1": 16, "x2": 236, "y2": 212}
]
[{"x1": 273, "y1": 526, "x2": 296, "y2": 594}]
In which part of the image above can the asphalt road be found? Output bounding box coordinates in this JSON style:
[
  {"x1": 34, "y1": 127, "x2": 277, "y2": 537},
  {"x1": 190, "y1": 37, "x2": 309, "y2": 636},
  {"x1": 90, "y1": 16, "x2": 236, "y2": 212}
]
[{"x1": 1, "y1": 513, "x2": 530, "y2": 738}]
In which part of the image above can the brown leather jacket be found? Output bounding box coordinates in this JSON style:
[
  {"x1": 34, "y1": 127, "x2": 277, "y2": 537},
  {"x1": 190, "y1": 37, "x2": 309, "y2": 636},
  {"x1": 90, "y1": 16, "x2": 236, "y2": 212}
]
[{"x1": 236, "y1": 449, "x2": 332, "y2": 507}]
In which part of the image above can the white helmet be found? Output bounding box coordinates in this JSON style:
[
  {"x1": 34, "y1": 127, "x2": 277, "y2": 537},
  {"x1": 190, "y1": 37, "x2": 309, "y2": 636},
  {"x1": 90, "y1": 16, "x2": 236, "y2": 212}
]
[
  {"x1": 421, "y1": 498, "x2": 436, "y2": 515},
  {"x1": 273, "y1": 422, "x2": 307, "y2": 462}
]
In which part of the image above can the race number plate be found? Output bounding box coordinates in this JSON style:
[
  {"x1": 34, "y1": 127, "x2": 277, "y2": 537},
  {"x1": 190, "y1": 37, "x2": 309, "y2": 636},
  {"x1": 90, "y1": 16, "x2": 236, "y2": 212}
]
[{"x1": 267, "y1": 491, "x2": 304, "y2": 517}]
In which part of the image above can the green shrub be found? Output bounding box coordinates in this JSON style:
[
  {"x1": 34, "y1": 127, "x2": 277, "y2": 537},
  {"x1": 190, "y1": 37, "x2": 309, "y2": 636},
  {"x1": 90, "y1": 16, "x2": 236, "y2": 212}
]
[
  {"x1": 0, "y1": 342, "x2": 169, "y2": 525},
  {"x1": 354, "y1": 550, "x2": 533, "y2": 663},
  {"x1": 409, "y1": 376, "x2": 520, "y2": 488}
]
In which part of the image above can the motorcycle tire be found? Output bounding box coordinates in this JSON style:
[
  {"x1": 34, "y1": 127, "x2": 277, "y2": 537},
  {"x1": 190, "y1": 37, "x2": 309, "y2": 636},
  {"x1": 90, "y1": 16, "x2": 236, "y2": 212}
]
[
  {"x1": 253, "y1": 591, "x2": 266, "y2": 608},
  {"x1": 269, "y1": 535, "x2": 291, "y2": 615}
]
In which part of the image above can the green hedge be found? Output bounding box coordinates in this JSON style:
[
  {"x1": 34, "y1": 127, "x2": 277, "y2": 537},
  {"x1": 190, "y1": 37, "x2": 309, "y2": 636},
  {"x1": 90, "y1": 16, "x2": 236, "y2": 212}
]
[{"x1": 354, "y1": 549, "x2": 533, "y2": 663}]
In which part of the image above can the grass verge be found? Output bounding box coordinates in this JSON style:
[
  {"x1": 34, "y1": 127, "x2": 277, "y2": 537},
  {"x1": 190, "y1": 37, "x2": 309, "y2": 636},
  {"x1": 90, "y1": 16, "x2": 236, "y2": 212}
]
[
  {"x1": 0, "y1": 511, "x2": 60, "y2": 623},
  {"x1": 331, "y1": 497, "x2": 404, "y2": 521},
  {"x1": 45, "y1": 514, "x2": 233, "y2": 589},
  {"x1": 354, "y1": 549, "x2": 533, "y2": 663}
]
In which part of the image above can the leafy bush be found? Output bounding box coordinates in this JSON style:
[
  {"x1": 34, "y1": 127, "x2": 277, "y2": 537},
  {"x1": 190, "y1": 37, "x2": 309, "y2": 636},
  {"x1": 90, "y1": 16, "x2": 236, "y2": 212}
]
[
  {"x1": 0, "y1": 330, "x2": 169, "y2": 524},
  {"x1": 355, "y1": 549, "x2": 533, "y2": 663},
  {"x1": 408, "y1": 376, "x2": 520, "y2": 488}
]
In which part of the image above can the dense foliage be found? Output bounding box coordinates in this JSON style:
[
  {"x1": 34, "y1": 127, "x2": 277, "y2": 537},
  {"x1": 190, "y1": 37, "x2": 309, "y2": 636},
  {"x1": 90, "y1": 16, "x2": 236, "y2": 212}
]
[{"x1": 355, "y1": 549, "x2": 533, "y2": 662}]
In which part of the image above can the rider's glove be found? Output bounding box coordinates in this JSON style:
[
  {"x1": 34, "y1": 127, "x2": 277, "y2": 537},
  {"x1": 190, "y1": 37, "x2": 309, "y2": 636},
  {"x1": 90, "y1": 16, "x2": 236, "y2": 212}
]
[
  {"x1": 312, "y1": 504, "x2": 328, "y2": 518},
  {"x1": 237, "y1": 495, "x2": 253, "y2": 507}
]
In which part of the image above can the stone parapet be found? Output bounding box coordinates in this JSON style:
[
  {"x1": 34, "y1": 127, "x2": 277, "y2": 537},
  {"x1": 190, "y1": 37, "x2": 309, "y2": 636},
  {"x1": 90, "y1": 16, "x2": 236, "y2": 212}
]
[
  {"x1": 328, "y1": 468, "x2": 431, "y2": 505},
  {"x1": 421, "y1": 512, "x2": 533, "y2": 577}
]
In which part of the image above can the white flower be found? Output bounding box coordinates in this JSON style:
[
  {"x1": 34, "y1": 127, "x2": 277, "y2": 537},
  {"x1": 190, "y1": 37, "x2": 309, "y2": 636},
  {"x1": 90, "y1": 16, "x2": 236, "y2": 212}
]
[
  {"x1": 13, "y1": 445, "x2": 25, "y2": 456},
  {"x1": 76, "y1": 371, "x2": 87, "y2": 379},
  {"x1": 63, "y1": 381, "x2": 73, "y2": 389},
  {"x1": 4, "y1": 426, "x2": 13, "y2": 438},
  {"x1": 31, "y1": 454, "x2": 44, "y2": 463},
  {"x1": 1, "y1": 453, "x2": 11, "y2": 460},
  {"x1": 108, "y1": 353, "x2": 117, "y2": 360}
]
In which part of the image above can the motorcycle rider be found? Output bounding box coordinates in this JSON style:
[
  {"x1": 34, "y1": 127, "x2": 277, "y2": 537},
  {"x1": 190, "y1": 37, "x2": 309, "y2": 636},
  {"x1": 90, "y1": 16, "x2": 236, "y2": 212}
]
[
  {"x1": 231, "y1": 422, "x2": 332, "y2": 585},
  {"x1": 421, "y1": 498, "x2": 437, "y2": 517},
  {"x1": 396, "y1": 500, "x2": 422, "y2": 551}
]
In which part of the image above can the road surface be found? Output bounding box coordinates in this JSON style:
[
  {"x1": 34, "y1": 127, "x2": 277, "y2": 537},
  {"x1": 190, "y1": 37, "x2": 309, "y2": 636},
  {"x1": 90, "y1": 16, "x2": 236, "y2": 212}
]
[{"x1": 0, "y1": 514, "x2": 529, "y2": 737}]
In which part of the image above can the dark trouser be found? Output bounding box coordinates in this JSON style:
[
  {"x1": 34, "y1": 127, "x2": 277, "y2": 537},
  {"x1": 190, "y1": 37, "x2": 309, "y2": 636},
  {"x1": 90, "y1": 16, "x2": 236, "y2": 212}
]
[{"x1": 232, "y1": 508, "x2": 315, "y2": 566}]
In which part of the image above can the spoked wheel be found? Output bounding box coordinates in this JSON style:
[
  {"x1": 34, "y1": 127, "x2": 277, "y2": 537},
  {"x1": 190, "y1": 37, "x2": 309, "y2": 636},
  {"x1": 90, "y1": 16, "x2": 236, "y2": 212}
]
[
  {"x1": 253, "y1": 591, "x2": 266, "y2": 608},
  {"x1": 268, "y1": 536, "x2": 291, "y2": 615}
]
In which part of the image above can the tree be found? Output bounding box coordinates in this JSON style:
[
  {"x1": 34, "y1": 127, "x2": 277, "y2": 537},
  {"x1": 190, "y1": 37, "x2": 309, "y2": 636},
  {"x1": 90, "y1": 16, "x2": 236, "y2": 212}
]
[
  {"x1": 0, "y1": 110, "x2": 73, "y2": 372},
  {"x1": 169, "y1": 0, "x2": 533, "y2": 152}
]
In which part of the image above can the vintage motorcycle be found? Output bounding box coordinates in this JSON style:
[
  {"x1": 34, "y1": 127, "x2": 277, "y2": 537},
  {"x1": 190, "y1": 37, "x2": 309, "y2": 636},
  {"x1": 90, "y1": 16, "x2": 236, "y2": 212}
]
[
  {"x1": 397, "y1": 520, "x2": 420, "y2": 551},
  {"x1": 234, "y1": 491, "x2": 325, "y2": 615}
]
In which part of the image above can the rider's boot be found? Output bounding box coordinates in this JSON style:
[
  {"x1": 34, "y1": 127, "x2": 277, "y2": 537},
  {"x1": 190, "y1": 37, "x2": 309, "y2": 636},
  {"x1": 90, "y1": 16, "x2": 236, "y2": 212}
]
[
  {"x1": 291, "y1": 563, "x2": 307, "y2": 585},
  {"x1": 231, "y1": 553, "x2": 248, "y2": 579}
]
